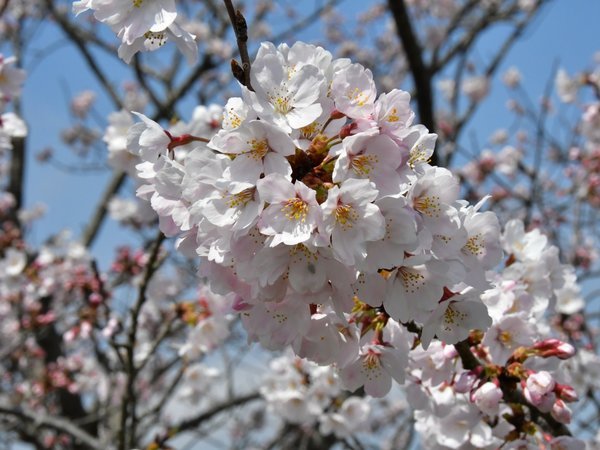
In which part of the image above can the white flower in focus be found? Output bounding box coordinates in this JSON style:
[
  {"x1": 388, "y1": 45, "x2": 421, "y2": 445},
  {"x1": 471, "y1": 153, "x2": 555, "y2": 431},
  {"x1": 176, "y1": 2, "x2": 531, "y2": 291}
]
[
  {"x1": 74, "y1": 0, "x2": 177, "y2": 45},
  {"x1": 332, "y1": 131, "x2": 403, "y2": 197},
  {"x1": 386, "y1": 258, "x2": 453, "y2": 325},
  {"x1": 118, "y1": 21, "x2": 198, "y2": 65},
  {"x1": 408, "y1": 166, "x2": 460, "y2": 234},
  {"x1": 208, "y1": 120, "x2": 295, "y2": 184},
  {"x1": 127, "y1": 112, "x2": 170, "y2": 161},
  {"x1": 420, "y1": 291, "x2": 492, "y2": 350},
  {"x1": 339, "y1": 321, "x2": 410, "y2": 397},
  {"x1": 482, "y1": 314, "x2": 535, "y2": 365},
  {"x1": 320, "y1": 178, "x2": 384, "y2": 266},
  {"x1": 257, "y1": 174, "x2": 321, "y2": 246},
  {"x1": 244, "y1": 42, "x2": 326, "y2": 132},
  {"x1": 331, "y1": 63, "x2": 376, "y2": 119},
  {"x1": 502, "y1": 219, "x2": 547, "y2": 261}
]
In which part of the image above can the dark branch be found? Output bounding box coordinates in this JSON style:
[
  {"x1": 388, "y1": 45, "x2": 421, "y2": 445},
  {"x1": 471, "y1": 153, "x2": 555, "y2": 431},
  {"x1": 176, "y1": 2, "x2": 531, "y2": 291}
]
[
  {"x1": 0, "y1": 403, "x2": 102, "y2": 449},
  {"x1": 387, "y1": 0, "x2": 436, "y2": 164},
  {"x1": 223, "y1": 0, "x2": 253, "y2": 90}
]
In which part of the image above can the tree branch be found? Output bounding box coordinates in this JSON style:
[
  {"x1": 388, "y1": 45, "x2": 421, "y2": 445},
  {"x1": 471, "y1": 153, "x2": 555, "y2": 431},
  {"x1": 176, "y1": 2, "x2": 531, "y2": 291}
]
[
  {"x1": 80, "y1": 170, "x2": 127, "y2": 248},
  {"x1": 0, "y1": 403, "x2": 102, "y2": 449},
  {"x1": 45, "y1": 0, "x2": 123, "y2": 110},
  {"x1": 223, "y1": 0, "x2": 253, "y2": 90},
  {"x1": 387, "y1": 0, "x2": 436, "y2": 165},
  {"x1": 119, "y1": 230, "x2": 165, "y2": 450},
  {"x1": 454, "y1": 340, "x2": 572, "y2": 436}
]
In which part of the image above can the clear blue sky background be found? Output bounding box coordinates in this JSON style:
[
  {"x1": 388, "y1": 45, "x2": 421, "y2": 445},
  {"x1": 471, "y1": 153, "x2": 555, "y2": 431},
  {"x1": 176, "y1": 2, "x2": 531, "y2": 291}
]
[{"x1": 16, "y1": 0, "x2": 600, "y2": 268}]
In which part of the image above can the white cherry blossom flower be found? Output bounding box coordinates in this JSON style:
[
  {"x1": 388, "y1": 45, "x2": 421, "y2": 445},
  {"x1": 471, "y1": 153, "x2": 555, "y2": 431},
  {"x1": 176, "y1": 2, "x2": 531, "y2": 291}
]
[
  {"x1": 320, "y1": 178, "x2": 384, "y2": 266},
  {"x1": 420, "y1": 290, "x2": 492, "y2": 349},
  {"x1": 208, "y1": 120, "x2": 295, "y2": 184},
  {"x1": 331, "y1": 63, "x2": 376, "y2": 119},
  {"x1": 74, "y1": 0, "x2": 177, "y2": 46},
  {"x1": 243, "y1": 42, "x2": 326, "y2": 132},
  {"x1": 257, "y1": 174, "x2": 321, "y2": 246},
  {"x1": 332, "y1": 130, "x2": 403, "y2": 197},
  {"x1": 118, "y1": 21, "x2": 197, "y2": 64}
]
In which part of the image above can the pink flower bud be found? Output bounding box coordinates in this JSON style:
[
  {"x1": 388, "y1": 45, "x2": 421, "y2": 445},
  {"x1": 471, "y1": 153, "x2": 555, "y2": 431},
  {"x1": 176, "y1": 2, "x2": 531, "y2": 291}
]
[
  {"x1": 89, "y1": 292, "x2": 103, "y2": 306},
  {"x1": 533, "y1": 339, "x2": 576, "y2": 359},
  {"x1": 555, "y1": 383, "x2": 578, "y2": 402},
  {"x1": 551, "y1": 399, "x2": 572, "y2": 424},
  {"x1": 472, "y1": 381, "x2": 503, "y2": 416},
  {"x1": 339, "y1": 122, "x2": 357, "y2": 139},
  {"x1": 454, "y1": 371, "x2": 477, "y2": 394},
  {"x1": 524, "y1": 371, "x2": 556, "y2": 412},
  {"x1": 330, "y1": 109, "x2": 345, "y2": 120}
]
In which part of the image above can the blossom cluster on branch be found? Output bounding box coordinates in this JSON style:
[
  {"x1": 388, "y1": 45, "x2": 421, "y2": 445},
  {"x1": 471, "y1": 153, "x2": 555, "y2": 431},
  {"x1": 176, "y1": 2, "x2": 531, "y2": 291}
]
[{"x1": 115, "y1": 40, "x2": 587, "y2": 447}]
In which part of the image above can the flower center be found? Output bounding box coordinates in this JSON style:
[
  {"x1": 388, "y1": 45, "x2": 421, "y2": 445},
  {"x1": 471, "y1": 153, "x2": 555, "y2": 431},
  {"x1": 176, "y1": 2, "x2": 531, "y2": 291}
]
[
  {"x1": 414, "y1": 195, "x2": 441, "y2": 218},
  {"x1": 225, "y1": 187, "x2": 255, "y2": 209},
  {"x1": 334, "y1": 203, "x2": 358, "y2": 230},
  {"x1": 398, "y1": 267, "x2": 425, "y2": 294},
  {"x1": 351, "y1": 154, "x2": 378, "y2": 176},
  {"x1": 281, "y1": 198, "x2": 308, "y2": 222},
  {"x1": 245, "y1": 139, "x2": 269, "y2": 160},
  {"x1": 464, "y1": 233, "x2": 485, "y2": 256}
]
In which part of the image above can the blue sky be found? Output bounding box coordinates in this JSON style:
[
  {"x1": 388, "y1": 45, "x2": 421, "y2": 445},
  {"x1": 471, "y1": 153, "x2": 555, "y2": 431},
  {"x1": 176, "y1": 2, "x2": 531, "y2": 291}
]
[{"x1": 15, "y1": 0, "x2": 600, "y2": 268}]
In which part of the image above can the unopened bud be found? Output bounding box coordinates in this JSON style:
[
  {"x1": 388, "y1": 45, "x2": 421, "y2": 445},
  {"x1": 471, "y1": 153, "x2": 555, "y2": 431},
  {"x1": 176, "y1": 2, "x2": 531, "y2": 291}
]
[
  {"x1": 551, "y1": 399, "x2": 572, "y2": 424},
  {"x1": 339, "y1": 122, "x2": 357, "y2": 139},
  {"x1": 524, "y1": 371, "x2": 556, "y2": 412},
  {"x1": 454, "y1": 371, "x2": 477, "y2": 394},
  {"x1": 472, "y1": 381, "x2": 503, "y2": 416},
  {"x1": 533, "y1": 339, "x2": 576, "y2": 360},
  {"x1": 555, "y1": 383, "x2": 578, "y2": 402},
  {"x1": 88, "y1": 292, "x2": 103, "y2": 306},
  {"x1": 330, "y1": 109, "x2": 346, "y2": 120}
]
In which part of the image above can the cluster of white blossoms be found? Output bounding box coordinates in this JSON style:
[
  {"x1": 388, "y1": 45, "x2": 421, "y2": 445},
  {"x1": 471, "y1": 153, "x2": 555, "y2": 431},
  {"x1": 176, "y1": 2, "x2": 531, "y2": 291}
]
[
  {"x1": 261, "y1": 352, "x2": 371, "y2": 438},
  {"x1": 73, "y1": 0, "x2": 197, "y2": 64},
  {"x1": 407, "y1": 220, "x2": 586, "y2": 449},
  {"x1": 127, "y1": 41, "x2": 505, "y2": 397}
]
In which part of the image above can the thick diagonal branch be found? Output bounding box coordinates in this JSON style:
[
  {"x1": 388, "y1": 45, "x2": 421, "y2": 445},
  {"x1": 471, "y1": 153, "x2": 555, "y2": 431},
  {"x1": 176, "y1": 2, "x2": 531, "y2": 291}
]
[{"x1": 387, "y1": 0, "x2": 436, "y2": 165}]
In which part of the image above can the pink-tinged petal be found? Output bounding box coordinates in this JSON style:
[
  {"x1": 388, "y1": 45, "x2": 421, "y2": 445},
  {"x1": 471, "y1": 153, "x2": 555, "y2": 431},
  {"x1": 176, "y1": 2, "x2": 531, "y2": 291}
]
[
  {"x1": 381, "y1": 349, "x2": 407, "y2": 385},
  {"x1": 339, "y1": 359, "x2": 364, "y2": 392},
  {"x1": 363, "y1": 366, "x2": 392, "y2": 397}
]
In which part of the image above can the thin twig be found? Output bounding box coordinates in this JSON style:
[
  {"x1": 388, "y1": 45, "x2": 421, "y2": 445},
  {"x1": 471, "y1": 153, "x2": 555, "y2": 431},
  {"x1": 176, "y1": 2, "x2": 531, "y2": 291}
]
[
  {"x1": 45, "y1": 0, "x2": 123, "y2": 110},
  {"x1": 80, "y1": 171, "x2": 127, "y2": 248},
  {"x1": 223, "y1": 0, "x2": 253, "y2": 90},
  {"x1": 119, "y1": 231, "x2": 165, "y2": 450}
]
